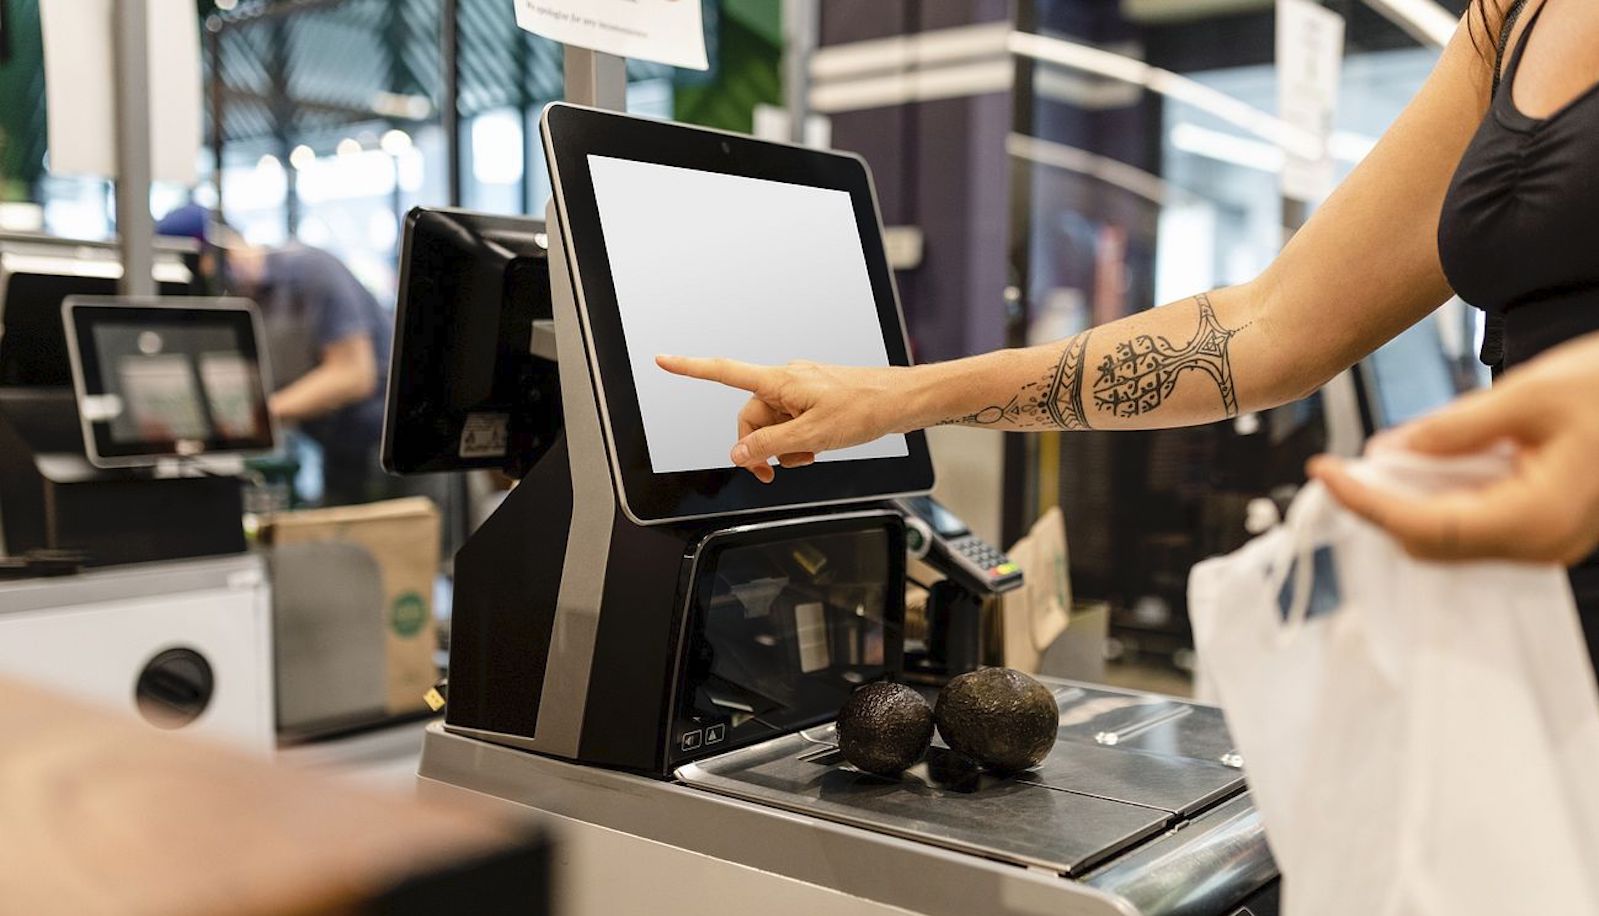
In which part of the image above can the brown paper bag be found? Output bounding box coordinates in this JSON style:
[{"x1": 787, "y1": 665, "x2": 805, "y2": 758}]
[
  {"x1": 1000, "y1": 507, "x2": 1072, "y2": 673},
  {"x1": 265, "y1": 497, "x2": 439, "y2": 717}
]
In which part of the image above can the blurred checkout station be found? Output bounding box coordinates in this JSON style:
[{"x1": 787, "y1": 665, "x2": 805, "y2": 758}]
[{"x1": 0, "y1": 1, "x2": 1483, "y2": 914}]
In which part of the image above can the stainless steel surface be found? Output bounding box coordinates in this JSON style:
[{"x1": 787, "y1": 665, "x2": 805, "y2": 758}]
[
  {"x1": 0, "y1": 554, "x2": 264, "y2": 615},
  {"x1": 1084, "y1": 793, "x2": 1276, "y2": 916},
  {"x1": 666, "y1": 677, "x2": 1268, "y2": 896},
  {"x1": 419, "y1": 723, "x2": 1143, "y2": 916},
  {"x1": 674, "y1": 680, "x2": 1246, "y2": 876},
  {"x1": 677, "y1": 725, "x2": 1170, "y2": 876},
  {"x1": 1020, "y1": 738, "x2": 1242, "y2": 817},
  {"x1": 112, "y1": 0, "x2": 155, "y2": 297},
  {"x1": 281, "y1": 716, "x2": 434, "y2": 794},
  {"x1": 1052, "y1": 684, "x2": 1242, "y2": 768},
  {"x1": 563, "y1": 48, "x2": 627, "y2": 111}
]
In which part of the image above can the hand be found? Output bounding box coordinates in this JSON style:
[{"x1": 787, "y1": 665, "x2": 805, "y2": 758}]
[
  {"x1": 1307, "y1": 333, "x2": 1599, "y2": 565},
  {"x1": 655, "y1": 355, "x2": 921, "y2": 483}
]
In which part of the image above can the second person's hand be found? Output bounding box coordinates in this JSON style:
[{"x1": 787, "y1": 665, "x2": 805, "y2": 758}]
[
  {"x1": 1307, "y1": 332, "x2": 1599, "y2": 565},
  {"x1": 655, "y1": 355, "x2": 928, "y2": 483}
]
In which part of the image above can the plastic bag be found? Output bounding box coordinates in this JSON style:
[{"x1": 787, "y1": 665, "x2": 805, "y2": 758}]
[{"x1": 1190, "y1": 449, "x2": 1599, "y2": 915}]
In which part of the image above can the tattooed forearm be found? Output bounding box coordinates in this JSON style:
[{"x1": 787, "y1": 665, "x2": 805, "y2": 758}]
[
  {"x1": 1092, "y1": 293, "x2": 1242, "y2": 419},
  {"x1": 938, "y1": 331, "x2": 1094, "y2": 429},
  {"x1": 1044, "y1": 331, "x2": 1093, "y2": 430},
  {"x1": 937, "y1": 293, "x2": 1244, "y2": 431},
  {"x1": 939, "y1": 395, "x2": 1024, "y2": 426}
]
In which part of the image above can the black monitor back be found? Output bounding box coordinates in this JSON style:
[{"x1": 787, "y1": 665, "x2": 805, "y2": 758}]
[
  {"x1": 382, "y1": 207, "x2": 561, "y2": 477},
  {"x1": 0, "y1": 270, "x2": 190, "y2": 388}
]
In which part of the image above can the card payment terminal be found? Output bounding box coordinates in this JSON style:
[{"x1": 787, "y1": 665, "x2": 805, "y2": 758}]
[{"x1": 898, "y1": 496, "x2": 1022, "y2": 595}]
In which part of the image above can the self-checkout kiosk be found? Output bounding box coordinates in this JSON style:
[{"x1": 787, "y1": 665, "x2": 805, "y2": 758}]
[
  {"x1": 0, "y1": 258, "x2": 275, "y2": 751},
  {"x1": 0, "y1": 236, "x2": 253, "y2": 565},
  {"x1": 405, "y1": 104, "x2": 1279, "y2": 916}
]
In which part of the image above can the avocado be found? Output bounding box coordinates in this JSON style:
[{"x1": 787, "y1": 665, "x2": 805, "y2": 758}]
[
  {"x1": 934, "y1": 667, "x2": 1058, "y2": 773},
  {"x1": 836, "y1": 681, "x2": 935, "y2": 777}
]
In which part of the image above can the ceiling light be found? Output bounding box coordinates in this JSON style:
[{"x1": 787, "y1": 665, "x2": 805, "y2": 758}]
[{"x1": 380, "y1": 129, "x2": 413, "y2": 156}]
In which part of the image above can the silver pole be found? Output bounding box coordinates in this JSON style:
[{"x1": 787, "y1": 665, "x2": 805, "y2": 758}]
[
  {"x1": 782, "y1": 0, "x2": 819, "y2": 144},
  {"x1": 564, "y1": 47, "x2": 627, "y2": 111},
  {"x1": 113, "y1": 0, "x2": 154, "y2": 297}
]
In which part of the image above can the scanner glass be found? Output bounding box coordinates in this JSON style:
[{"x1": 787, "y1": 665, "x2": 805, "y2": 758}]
[{"x1": 671, "y1": 515, "x2": 906, "y2": 766}]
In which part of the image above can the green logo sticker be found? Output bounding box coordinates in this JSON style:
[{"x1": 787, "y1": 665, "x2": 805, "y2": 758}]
[{"x1": 391, "y1": 591, "x2": 429, "y2": 638}]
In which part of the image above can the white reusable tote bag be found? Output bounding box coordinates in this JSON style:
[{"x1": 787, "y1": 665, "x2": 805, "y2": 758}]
[{"x1": 1190, "y1": 449, "x2": 1599, "y2": 916}]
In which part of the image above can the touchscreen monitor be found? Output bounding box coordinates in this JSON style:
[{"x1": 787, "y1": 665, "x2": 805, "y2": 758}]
[
  {"x1": 1359, "y1": 316, "x2": 1458, "y2": 430},
  {"x1": 588, "y1": 156, "x2": 909, "y2": 473},
  {"x1": 542, "y1": 103, "x2": 933, "y2": 523},
  {"x1": 63, "y1": 297, "x2": 277, "y2": 467}
]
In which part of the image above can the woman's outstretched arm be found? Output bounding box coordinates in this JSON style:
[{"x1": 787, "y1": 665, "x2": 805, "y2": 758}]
[{"x1": 661, "y1": 12, "x2": 1498, "y2": 482}]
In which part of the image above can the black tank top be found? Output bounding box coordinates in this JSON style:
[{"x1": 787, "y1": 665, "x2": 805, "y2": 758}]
[
  {"x1": 1437, "y1": 0, "x2": 1599, "y2": 670},
  {"x1": 1438, "y1": 0, "x2": 1599, "y2": 371}
]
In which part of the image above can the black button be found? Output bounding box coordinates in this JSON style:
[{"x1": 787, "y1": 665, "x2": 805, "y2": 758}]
[{"x1": 135, "y1": 647, "x2": 214, "y2": 729}]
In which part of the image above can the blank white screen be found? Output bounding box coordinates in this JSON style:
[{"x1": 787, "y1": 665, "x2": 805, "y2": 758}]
[{"x1": 588, "y1": 155, "x2": 910, "y2": 474}]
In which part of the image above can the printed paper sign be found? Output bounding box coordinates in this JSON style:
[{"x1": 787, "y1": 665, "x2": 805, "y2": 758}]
[
  {"x1": 1277, "y1": 0, "x2": 1345, "y2": 202},
  {"x1": 39, "y1": 0, "x2": 202, "y2": 182},
  {"x1": 513, "y1": 0, "x2": 708, "y2": 71}
]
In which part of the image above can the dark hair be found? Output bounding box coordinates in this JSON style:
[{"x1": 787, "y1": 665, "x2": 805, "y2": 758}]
[{"x1": 1466, "y1": 0, "x2": 1526, "y2": 75}]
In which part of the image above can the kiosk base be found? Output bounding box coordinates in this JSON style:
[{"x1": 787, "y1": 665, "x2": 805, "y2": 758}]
[{"x1": 0, "y1": 389, "x2": 246, "y2": 567}]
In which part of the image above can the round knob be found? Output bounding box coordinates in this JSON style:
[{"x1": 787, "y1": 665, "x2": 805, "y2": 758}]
[{"x1": 134, "y1": 647, "x2": 214, "y2": 730}]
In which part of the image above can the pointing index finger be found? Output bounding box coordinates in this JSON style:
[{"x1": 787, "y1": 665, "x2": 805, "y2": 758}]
[{"x1": 655, "y1": 355, "x2": 770, "y2": 393}]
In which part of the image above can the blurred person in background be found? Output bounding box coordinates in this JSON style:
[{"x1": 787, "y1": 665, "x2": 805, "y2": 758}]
[{"x1": 156, "y1": 202, "x2": 394, "y2": 506}]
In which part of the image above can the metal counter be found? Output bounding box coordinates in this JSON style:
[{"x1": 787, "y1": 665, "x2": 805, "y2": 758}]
[
  {"x1": 678, "y1": 681, "x2": 1247, "y2": 879},
  {"x1": 418, "y1": 679, "x2": 1276, "y2": 916}
]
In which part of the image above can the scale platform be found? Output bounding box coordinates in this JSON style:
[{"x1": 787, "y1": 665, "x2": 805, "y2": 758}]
[{"x1": 677, "y1": 681, "x2": 1246, "y2": 877}]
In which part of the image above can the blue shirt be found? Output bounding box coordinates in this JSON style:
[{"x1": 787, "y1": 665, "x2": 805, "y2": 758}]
[{"x1": 251, "y1": 245, "x2": 391, "y2": 459}]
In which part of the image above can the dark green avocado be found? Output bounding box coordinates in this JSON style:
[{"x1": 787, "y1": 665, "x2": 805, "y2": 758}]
[
  {"x1": 836, "y1": 681, "x2": 935, "y2": 777},
  {"x1": 934, "y1": 667, "x2": 1058, "y2": 773}
]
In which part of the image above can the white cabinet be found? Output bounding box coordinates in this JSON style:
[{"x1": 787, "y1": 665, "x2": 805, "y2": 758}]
[{"x1": 0, "y1": 554, "x2": 273, "y2": 753}]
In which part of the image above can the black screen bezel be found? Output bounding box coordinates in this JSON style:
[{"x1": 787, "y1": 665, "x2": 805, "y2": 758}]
[
  {"x1": 64, "y1": 298, "x2": 277, "y2": 466},
  {"x1": 541, "y1": 103, "x2": 934, "y2": 524}
]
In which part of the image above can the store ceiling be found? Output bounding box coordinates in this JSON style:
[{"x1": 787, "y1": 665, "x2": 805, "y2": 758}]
[{"x1": 209, "y1": 0, "x2": 671, "y2": 157}]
